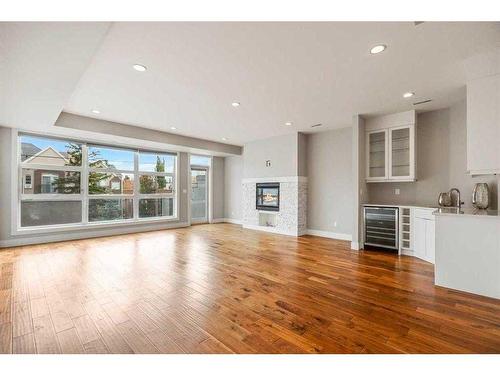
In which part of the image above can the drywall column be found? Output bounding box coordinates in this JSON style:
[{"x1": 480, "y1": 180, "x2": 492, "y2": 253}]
[{"x1": 352, "y1": 115, "x2": 367, "y2": 250}]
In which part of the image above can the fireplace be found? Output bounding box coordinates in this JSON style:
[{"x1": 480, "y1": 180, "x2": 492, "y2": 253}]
[{"x1": 256, "y1": 183, "x2": 280, "y2": 211}]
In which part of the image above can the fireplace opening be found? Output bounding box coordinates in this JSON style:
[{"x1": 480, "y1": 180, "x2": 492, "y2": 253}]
[{"x1": 256, "y1": 183, "x2": 280, "y2": 211}]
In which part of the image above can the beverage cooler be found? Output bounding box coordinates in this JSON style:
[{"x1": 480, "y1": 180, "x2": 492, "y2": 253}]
[{"x1": 364, "y1": 206, "x2": 399, "y2": 250}]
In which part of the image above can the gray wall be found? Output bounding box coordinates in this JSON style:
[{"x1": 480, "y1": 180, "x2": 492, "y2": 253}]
[
  {"x1": 297, "y1": 133, "x2": 308, "y2": 177},
  {"x1": 352, "y1": 115, "x2": 367, "y2": 247},
  {"x1": 211, "y1": 156, "x2": 225, "y2": 220},
  {"x1": 224, "y1": 156, "x2": 243, "y2": 221},
  {"x1": 0, "y1": 126, "x2": 190, "y2": 247},
  {"x1": 307, "y1": 127, "x2": 353, "y2": 236},
  {"x1": 368, "y1": 100, "x2": 499, "y2": 209},
  {"x1": 243, "y1": 133, "x2": 299, "y2": 178},
  {"x1": 56, "y1": 112, "x2": 242, "y2": 156}
]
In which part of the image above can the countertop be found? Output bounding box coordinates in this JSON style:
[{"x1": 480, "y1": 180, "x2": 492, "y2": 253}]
[
  {"x1": 364, "y1": 203, "x2": 500, "y2": 218},
  {"x1": 363, "y1": 203, "x2": 438, "y2": 210},
  {"x1": 433, "y1": 207, "x2": 500, "y2": 218}
]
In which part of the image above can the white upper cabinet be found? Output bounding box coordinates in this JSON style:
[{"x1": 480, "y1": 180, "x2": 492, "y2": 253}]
[
  {"x1": 365, "y1": 110, "x2": 416, "y2": 182},
  {"x1": 367, "y1": 130, "x2": 388, "y2": 181},
  {"x1": 466, "y1": 74, "x2": 500, "y2": 175}
]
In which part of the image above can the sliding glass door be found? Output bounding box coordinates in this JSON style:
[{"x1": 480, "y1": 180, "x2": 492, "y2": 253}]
[{"x1": 190, "y1": 167, "x2": 208, "y2": 223}]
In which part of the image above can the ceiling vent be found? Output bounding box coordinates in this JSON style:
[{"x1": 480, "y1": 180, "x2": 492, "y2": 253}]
[{"x1": 413, "y1": 99, "x2": 432, "y2": 106}]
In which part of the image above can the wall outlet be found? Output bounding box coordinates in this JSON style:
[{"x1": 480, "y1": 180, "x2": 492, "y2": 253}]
[{"x1": 395, "y1": 188, "x2": 400, "y2": 195}]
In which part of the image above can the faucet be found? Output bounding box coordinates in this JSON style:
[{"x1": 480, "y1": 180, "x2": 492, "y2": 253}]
[{"x1": 449, "y1": 188, "x2": 465, "y2": 210}]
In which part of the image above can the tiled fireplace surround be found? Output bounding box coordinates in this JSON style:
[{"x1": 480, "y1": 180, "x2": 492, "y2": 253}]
[{"x1": 242, "y1": 176, "x2": 307, "y2": 236}]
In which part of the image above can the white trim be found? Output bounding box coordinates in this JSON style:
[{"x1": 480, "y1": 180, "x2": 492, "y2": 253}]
[
  {"x1": 243, "y1": 224, "x2": 298, "y2": 236},
  {"x1": 468, "y1": 169, "x2": 500, "y2": 176},
  {"x1": 222, "y1": 218, "x2": 242, "y2": 225},
  {"x1": 1, "y1": 221, "x2": 189, "y2": 248},
  {"x1": 242, "y1": 176, "x2": 307, "y2": 184},
  {"x1": 306, "y1": 229, "x2": 352, "y2": 241},
  {"x1": 351, "y1": 242, "x2": 360, "y2": 250}
]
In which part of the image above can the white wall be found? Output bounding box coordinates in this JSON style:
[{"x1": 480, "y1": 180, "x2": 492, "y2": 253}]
[
  {"x1": 307, "y1": 128, "x2": 353, "y2": 236},
  {"x1": 223, "y1": 156, "x2": 243, "y2": 221}
]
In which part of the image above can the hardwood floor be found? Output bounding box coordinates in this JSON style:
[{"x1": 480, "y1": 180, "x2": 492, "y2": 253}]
[{"x1": 0, "y1": 223, "x2": 499, "y2": 354}]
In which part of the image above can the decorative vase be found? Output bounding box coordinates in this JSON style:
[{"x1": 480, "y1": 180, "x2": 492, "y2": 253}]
[
  {"x1": 438, "y1": 192, "x2": 452, "y2": 207},
  {"x1": 472, "y1": 183, "x2": 489, "y2": 209}
]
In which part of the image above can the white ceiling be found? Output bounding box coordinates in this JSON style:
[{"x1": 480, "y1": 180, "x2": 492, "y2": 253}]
[
  {"x1": 0, "y1": 22, "x2": 110, "y2": 130},
  {"x1": 2, "y1": 22, "x2": 500, "y2": 147}
]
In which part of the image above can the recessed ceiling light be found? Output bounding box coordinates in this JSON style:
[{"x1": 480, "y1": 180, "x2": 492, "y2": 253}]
[
  {"x1": 133, "y1": 64, "x2": 147, "y2": 72},
  {"x1": 231, "y1": 102, "x2": 240, "y2": 107},
  {"x1": 222, "y1": 137, "x2": 228, "y2": 141},
  {"x1": 170, "y1": 126, "x2": 177, "y2": 130},
  {"x1": 403, "y1": 92, "x2": 415, "y2": 98},
  {"x1": 285, "y1": 122, "x2": 293, "y2": 126},
  {"x1": 370, "y1": 44, "x2": 387, "y2": 54},
  {"x1": 91, "y1": 109, "x2": 100, "y2": 114}
]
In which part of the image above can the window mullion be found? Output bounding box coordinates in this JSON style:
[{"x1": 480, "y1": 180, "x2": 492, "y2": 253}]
[
  {"x1": 133, "y1": 150, "x2": 139, "y2": 221},
  {"x1": 82, "y1": 144, "x2": 88, "y2": 224}
]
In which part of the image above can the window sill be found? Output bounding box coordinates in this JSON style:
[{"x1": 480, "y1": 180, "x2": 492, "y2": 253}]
[{"x1": 12, "y1": 216, "x2": 180, "y2": 236}]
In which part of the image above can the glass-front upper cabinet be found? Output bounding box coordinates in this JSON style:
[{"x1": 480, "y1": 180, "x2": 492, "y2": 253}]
[
  {"x1": 365, "y1": 110, "x2": 416, "y2": 182},
  {"x1": 367, "y1": 130, "x2": 388, "y2": 180},
  {"x1": 389, "y1": 126, "x2": 415, "y2": 181}
]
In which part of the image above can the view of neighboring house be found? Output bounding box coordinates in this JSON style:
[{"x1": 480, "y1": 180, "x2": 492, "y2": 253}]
[{"x1": 21, "y1": 142, "x2": 134, "y2": 195}]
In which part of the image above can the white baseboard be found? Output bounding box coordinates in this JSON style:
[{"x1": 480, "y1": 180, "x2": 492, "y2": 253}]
[
  {"x1": 243, "y1": 224, "x2": 298, "y2": 236},
  {"x1": 351, "y1": 242, "x2": 360, "y2": 250},
  {"x1": 222, "y1": 218, "x2": 242, "y2": 225},
  {"x1": 306, "y1": 229, "x2": 352, "y2": 242},
  {"x1": 0, "y1": 221, "x2": 190, "y2": 248}
]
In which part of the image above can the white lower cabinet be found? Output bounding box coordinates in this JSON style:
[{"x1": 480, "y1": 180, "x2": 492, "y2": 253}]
[{"x1": 413, "y1": 208, "x2": 435, "y2": 264}]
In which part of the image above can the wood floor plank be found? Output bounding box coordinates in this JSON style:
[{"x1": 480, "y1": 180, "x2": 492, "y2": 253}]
[
  {"x1": 0, "y1": 290, "x2": 12, "y2": 325},
  {"x1": 83, "y1": 338, "x2": 109, "y2": 354},
  {"x1": 115, "y1": 320, "x2": 159, "y2": 354},
  {"x1": 13, "y1": 301, "x2": 33, "y2": 337},
  {"x1": 92, "y1": 316, "x2": 134, "y2": 354},
  {"x1": 30, "y1": 297, "x2": 50, "y2": 319},
  {"x1": 33, "y1": 315, "x2": 60, "y2": 354},
  {"x1": 13, "y1": 333, "x2": 36, "y2": 354},
  {"x1": 73, "y1": 315, "x2": 100, "y2": 345},
  {"x1": 1, "y1": 223, "x2": 499, "y2": 353},
  {"x1": 57, "y1": 328, "x2": 84, "y2": 354},
  {"x1": 0, "y1": 322, "x2": 12, "y2": 354}
]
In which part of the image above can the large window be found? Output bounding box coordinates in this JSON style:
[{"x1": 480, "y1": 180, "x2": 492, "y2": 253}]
[{"x1": 18, "y1": 134, "x2": 177, "y2": 229}]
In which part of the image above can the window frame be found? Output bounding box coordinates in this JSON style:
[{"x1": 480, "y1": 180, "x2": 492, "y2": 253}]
[{"x1": 13, "y1": 130, "x2": 180, "y2": 235}]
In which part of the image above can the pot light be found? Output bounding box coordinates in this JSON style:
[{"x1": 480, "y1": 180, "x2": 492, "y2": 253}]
[
  {"x1": 285, "y1": 122, "x2": 293, "y2": 126},
  {"x1": 170, "y1": 126, "x2": 177, "y2": 130},
  {"x1": 403, "y1": 92, "x2": 415, "y2": 98},
  {"x1": 91, "y1": 109, "x2": 100, "y2": 114},
  {"x1": 370, "y1": 44, "x2": 386, "y2": 54},
  {"x1": 231, "y1": 102, "x2": 240, "y2": 107},
  {"x1": 222, "y1": 137, "x2": 228, "y2": 141},
  {"x1": 133, "y1": 64, "x2": 147, "y2": 72}
]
